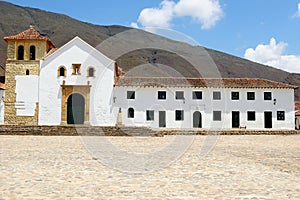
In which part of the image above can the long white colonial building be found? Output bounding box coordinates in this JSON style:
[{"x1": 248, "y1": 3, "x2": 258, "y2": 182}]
[{"x1": 0, "y1": 27, "x2": 297, "y2": 130}]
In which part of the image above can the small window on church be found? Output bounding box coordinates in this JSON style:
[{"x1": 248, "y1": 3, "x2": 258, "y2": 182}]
[
  {"x1": 72, "y1": 64, "x2": 81, "y2": 75},
  {"x1": 26, "y1": 69, "x2": 30, "y2": 75},
  {"x1": 30, "y1": 45, "x2": 36, "y2": 60},
  {"x1": 58, "y1": 66, "x2": 66, "y2": 77},
  {"x1": 87, "y1": 67, "x2": 95, "y2": 77},
  {"x1": 18, "y1": 45, "x2": 24, "y2": 60}
]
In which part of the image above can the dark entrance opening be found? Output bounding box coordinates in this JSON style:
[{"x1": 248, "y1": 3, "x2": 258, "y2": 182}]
[
  {"x1": 18, "y1": 45, "x2": 24, "y2": 60},
  {"x1": 232, "y1": 111, "x2": 240, "y2": 128},
  {"x1": 193, "y1": 111, "x2": 202, "y2": 128},
  {"x1": 67, "y1": 93, "x2": 85, "y2": 124},
  {"x1": 159, "y1": 111, "x2": 166, "y2": 128},
  {"x1": 59, "y1": 67, "x2": 65, "y2": 77},
  {"x1": 30, "y1": 45, "x2": 36, "y2": 60},
  {"x1": 264, "y1": 111, "x2": 272, "y2": 128}
]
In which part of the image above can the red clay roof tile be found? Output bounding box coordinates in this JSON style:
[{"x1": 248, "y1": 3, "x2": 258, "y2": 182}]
[
  {"x1": 4, "y1": 27, "x2": 54, "y2": 47},
  {"x1": 115, "y1": 77, "x2": 297, "y2": 89}
]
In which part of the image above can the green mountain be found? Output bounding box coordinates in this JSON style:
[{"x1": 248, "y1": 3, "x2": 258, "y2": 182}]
[{"x1": 0, "y1": 1, "x2": 299, "y2": 100}]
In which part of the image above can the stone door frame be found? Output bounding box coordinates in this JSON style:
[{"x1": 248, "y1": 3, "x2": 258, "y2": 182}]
[{"x1": 61, "y1": 85, "x2": 91, "y2": 125}]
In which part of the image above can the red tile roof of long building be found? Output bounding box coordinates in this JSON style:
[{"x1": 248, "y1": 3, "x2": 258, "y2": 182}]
[{"x1": 115, "y1": 77, "x2": 298, "y2": 89}]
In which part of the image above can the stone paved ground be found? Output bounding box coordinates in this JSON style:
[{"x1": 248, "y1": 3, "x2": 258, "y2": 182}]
[{"x1": 0, "y1": 135, "x2": 300, "y2": 200}]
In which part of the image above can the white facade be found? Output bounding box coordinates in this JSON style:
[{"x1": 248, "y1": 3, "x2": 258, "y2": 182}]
[
  {"x1": 15, "y1": 75, "x2": 39, "y2": 116},
  {"x1": 114, "y1": 86, "x2": 295, "y2": 130},
  {"x1": 38, "y1": 37, "x2": 117, "y2": 126},
  {"x1": 1, "y1": 36, "x2": 296, "y2": 130}
]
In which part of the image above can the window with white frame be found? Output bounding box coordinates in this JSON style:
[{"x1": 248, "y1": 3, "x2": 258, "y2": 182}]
[
  {"x1": 146, "y1": 110, "x2": 154, "y2": 121},
  {"x1": 247, "y1": 92, "x2": 255, "y2": 100},
  {"x1": 87, "y1": 67, "x2": 95, "y2": 77},
  {"x1": 247, "y1": 111, "x2": 256, "y2": 121},
  {"x1": 213, "y1": 111, "x2": 221, "y2": 121},
  {"x1": 277, "y1": 111, "x2": 285, "y2": 120},
  {"x1": 213, "y1": 91, "x2": 221, "y2": 100},
  {"x1": 192, "y1": 91, "x2": 202, "y2": 100},
  {"x1": 231, "y1": 92, "x2": 239, "y2": 100},
  {"x1": 127, "y1": 91, "x2": 135, "y2": 99},
  {"x1": 264, "y1": 92, "x2": 272, "y2": 100},
  {"x1": 175, "y1": 110, "x2": 184, "y2": 121},
  {"x1": 175, "y1": 91, "x2": 184, "y2": 100},
  {"x1": 158, "y1": 91, "x2": 166, "y2": 100}
]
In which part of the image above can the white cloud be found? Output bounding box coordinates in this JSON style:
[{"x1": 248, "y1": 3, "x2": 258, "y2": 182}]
[
  {"x1": 137, "y1": 0, "x2": 175, "y2": 28},
  {"x1": 134, "y1": 0, "x2": 223, "y2": 30},
  {"x1": 244, "y1": 38, "x2": 300, "y2": 73},
  {"x1": 294, "y1": 3, "x2": 300, "y2": 18},
  {"x1": 174, "y1": 0, "x2": 223, "y2": 29},
  {"x1": 130, "y1": 22, "x2": 139, "y2": 29}
]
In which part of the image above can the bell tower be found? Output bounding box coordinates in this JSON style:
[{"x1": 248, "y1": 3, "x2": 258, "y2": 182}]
[{"x1": 3, "y1": 26, "x2": 55, "y2": 125}]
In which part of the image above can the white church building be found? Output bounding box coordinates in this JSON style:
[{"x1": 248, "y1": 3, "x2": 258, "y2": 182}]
[{"x1": 1, "y1": 27, "x2": 297, "y2": 130}]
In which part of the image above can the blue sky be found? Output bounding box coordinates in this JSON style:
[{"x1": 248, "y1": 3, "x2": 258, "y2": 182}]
[{"x1": 3, "y1": 0, "x2": 300, "y2": 73}]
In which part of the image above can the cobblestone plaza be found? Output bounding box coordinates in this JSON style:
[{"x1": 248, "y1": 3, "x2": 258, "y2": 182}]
[{"x1": 1, "y1": 135, "x2": 300, "y2": 199}]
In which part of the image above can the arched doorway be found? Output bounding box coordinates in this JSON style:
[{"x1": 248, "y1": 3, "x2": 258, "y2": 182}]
[
  {"x1": 61, "y1": 85, "x2": 90, "y2": 125},
  {"x1": 193, "y1": 111, "x2": 202, "y2": 128},
  {"x1": 67, "y1": 93, "x2": 85, "y2": 124},
  {"x1": 29, "y1": 45, "x2": 36, "y2": 60},
  {"x1": 17, "y1": 45, "x2": 24, "y2": 60}
]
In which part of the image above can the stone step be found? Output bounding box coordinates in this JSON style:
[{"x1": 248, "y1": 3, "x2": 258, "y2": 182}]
[
  {"x1": 0, "y1": 125, "x2": 161, "y2": 136},
  {"x1": 158, "y1": 129, "x2": 300, "y2": 135},
  {"x1": 0, "y1": 125, "x2": 299, "y2": 136}
]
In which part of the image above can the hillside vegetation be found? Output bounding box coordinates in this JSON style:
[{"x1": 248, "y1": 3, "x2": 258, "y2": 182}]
[{"x1": 0, "y1": 1, "x2": 299, "y2": 99}]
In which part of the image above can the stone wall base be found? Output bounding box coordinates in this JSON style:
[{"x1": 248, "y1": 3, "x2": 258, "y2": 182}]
[
  {"x1": 158, "y1": 129, "x2": 300, "y2": 136},
  {"x1": 0, "y1": 125, "x2": 158, "y2": 136},
  {"x1": 0, "y1": 126, "x2": 299, "y2": 136}
]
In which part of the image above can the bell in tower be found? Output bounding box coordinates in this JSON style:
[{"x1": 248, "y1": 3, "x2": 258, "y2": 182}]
[{"x1": 3, "y1": 26, "x2": 55, "y2": 125}]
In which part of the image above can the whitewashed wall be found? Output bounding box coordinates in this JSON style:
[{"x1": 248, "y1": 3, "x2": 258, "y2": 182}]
[
  {"x1": 36, "y1": 36, "x2": 295, "y2": 130},
  {"x1": 113, "y1": 86, "x2": 295, "y2": 130},
  {"x1": 39, "y1": 37, "x2": 116, "y2": 125},
  {"x1": 15, "y1": 75, "x2": 39, "y2": 116}
]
